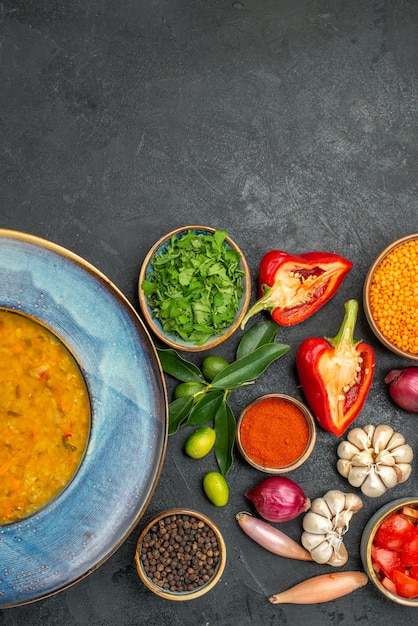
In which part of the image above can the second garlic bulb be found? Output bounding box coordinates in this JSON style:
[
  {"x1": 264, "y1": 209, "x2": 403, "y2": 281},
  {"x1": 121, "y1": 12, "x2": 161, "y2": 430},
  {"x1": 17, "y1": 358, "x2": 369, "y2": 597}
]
[{"x1": 301, "y1": 490, "x2": 363, "y2": 566}]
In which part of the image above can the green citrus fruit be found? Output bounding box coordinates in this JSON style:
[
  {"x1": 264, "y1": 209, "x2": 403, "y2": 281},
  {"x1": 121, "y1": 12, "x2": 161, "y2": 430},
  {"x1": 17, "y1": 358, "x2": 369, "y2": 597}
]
[
  {"x1": 202, "y1": 356, "x2": 229, "y2": 381},
  {"x1": 174, "y1": 381, "x2": 205, "y2": 400},
  {"x1": 184, "y1": 426, "x2": 216, "y2": 459},
  {"x1": 202, "y1": 471, "x2": 229, "y2": 506}
]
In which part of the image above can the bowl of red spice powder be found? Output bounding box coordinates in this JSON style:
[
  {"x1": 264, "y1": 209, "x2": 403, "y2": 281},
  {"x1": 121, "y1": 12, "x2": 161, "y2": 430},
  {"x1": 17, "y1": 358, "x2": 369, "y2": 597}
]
[
  {"x1": 236, "y1": 393, "x2": 316, "y2": 474},
  {"x1": 364, "y1": 233, "x2": 418, "y2": 361}
]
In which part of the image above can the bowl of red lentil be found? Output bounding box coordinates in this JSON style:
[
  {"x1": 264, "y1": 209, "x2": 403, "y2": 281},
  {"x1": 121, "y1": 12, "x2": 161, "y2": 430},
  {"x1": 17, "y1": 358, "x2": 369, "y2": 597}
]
[
  {"x1": 236, "y1": 393, "x2": 317, "y2": 474},
  {"x1": 134, "y1": 508, "x2": 226, "y2": 601},
  {"x1": 364, "y1": 234, "x2": 418, "y2": 361}
]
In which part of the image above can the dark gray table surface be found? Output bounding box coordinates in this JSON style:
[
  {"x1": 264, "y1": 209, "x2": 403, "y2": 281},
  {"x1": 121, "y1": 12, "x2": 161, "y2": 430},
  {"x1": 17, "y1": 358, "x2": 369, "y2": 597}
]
[{"x1": 1, "y1": 1, "x2": 417, "y2": 624}]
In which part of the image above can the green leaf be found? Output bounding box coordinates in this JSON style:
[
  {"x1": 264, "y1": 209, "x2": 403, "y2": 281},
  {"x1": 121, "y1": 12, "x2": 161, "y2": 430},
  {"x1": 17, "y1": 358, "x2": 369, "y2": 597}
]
[
  {"x1": 213, "y1": 229, "x2": 228, "y2": 247},
  {"x1": 214, "y1": 400, "x2": 236, "y2": 476},
  {"x1": 210, "y1": 343, "x2": 290, "y2": 390},
  {"x1": 168, "y1": 396, "x2": 194, "y2": 434},
  {"x1": 178, "y1": 267, "x2": 194, "y2": 285},
  {"x1": 236, "y1": 319, "x2": 279, "y2": 360},
  {"x1": 157, "y1": 348, "x2": 204, "y2": 383},
  {"x1": 187, "y1": 390, "x2": 225, "y2": 426},
  {"x1": 141, "y1": 279, "x2": 156, "y2": 297}
]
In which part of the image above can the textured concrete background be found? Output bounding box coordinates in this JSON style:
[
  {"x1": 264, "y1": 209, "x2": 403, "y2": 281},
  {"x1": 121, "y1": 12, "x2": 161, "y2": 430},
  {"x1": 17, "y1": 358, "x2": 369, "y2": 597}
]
[{"x1": 1, "y1": 1, "x2": 418, "y2": 624}]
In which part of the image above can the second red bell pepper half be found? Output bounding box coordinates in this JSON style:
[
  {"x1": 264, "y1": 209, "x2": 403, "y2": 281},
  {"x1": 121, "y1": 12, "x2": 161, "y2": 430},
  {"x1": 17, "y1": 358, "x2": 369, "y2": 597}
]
[
  {"x1": 296, "y1": 299, "x2": 375, "y2": 437},
  {"x1": 240, "y1": 250, "x2": 352, "y2": 328}
]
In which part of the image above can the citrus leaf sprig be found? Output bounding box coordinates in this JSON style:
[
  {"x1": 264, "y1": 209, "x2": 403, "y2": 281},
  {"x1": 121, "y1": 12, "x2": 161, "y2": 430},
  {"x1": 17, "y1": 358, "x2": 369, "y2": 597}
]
[{"x1": 157, "y1": 320, "x2": 290, "y2": 475}]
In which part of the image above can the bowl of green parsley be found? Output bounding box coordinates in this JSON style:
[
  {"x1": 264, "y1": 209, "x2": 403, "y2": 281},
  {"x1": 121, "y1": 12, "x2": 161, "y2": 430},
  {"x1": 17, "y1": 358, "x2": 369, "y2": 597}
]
[{"x1": 138, "y1": 226, "x2": 251, "y2": 352}]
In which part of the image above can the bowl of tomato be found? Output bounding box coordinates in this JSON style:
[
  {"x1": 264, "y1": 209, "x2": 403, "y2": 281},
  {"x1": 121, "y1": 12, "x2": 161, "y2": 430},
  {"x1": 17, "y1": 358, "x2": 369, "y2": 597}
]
[{"x1": 361, "y1": 497, "x2": 418, "y2": 606}]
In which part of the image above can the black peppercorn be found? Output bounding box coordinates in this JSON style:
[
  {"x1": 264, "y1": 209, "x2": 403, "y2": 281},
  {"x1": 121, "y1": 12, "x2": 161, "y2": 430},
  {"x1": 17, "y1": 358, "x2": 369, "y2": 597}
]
[{"x1": 140, "y1": 513, "x2": 221, "y2": 593}]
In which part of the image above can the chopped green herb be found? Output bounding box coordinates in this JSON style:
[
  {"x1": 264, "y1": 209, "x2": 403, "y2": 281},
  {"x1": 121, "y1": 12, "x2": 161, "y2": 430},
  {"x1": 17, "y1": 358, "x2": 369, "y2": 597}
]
[{"x1": 142, "y1": 230, "x2": 245, "y2": 345}]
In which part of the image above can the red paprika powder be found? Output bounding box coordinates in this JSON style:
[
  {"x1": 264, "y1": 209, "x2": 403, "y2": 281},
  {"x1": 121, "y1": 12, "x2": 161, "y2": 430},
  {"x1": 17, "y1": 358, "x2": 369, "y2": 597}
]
[{"x1": 238, "y1": 395, "x2": 311, "y2": 469}]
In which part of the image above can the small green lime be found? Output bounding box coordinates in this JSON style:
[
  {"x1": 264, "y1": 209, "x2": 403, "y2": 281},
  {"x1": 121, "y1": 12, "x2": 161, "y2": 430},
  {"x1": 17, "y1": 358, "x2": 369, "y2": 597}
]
[
  {"x1": 202, "y1": 356, "x2": 229, "y2": 381},
  {"x1": 202, "y1": 471, "x2": 229, "y2": 506},
  {"x1": 174, "y1": 381, "x2": 205, "y2": 400},
  {"x1": 184, "y1": 426, "x2": 216, "y2": 459}
]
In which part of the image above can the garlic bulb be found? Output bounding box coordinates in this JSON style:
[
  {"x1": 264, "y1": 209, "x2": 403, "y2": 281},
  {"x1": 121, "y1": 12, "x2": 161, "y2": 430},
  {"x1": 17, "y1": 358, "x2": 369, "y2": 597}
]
[
  {"x1": 301, "y1": 490, "x2": 362, "y2": 567},
  {"x1": 337, "y1": 424, "x2": 413, "y2": 498}
]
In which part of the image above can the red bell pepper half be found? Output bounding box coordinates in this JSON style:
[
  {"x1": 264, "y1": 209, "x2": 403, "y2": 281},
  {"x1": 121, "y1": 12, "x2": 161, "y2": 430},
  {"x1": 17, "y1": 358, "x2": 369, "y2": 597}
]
[
  {"x1": 296, "y1": 299, "x2": 375, "y2": 436},
  {"x1": 241, "y1": 250, "x2": 352, "y2": 328}
]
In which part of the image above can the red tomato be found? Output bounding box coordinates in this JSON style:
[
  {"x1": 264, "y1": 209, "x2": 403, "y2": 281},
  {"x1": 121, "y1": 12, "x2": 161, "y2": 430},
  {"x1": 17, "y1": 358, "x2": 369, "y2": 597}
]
[
  {"x1": 401, "y1": 532, "x2": 418, "y2": 567},
  {"x1": 411, "y1": 565, "x2": 418, "y2": 581},
  {"x1": 371, "y1": 544, "x2": 401, "y2": 578},
  {"x1": 393, "y1": 569, "x2": 418, "y2": 598},
  {"x1": 374, "y1": 513, "x2": 415, "y2": 551}
]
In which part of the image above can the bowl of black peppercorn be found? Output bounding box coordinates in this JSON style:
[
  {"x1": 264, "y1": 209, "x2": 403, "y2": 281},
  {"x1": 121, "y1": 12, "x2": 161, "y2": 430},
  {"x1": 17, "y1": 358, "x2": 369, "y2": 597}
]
[{"x1": 134, "y1": 508, "x2": 227, "y2": 600}]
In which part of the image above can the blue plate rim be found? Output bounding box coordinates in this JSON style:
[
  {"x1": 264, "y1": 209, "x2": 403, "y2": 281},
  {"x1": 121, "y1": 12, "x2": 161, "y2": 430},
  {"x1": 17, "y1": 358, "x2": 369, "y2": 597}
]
[{"x1": 0, "y1": 229, "x2": 168, "y2": 608}]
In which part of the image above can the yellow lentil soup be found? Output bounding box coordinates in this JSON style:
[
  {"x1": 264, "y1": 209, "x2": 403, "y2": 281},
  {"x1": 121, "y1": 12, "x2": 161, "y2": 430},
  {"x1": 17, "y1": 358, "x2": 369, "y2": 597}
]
[
  {"x1": 0, "y1": 310, "x2": 91, "y2": 524},
  {"x1": 368, "y1": 238, "x2": 418, "y2": 357}
]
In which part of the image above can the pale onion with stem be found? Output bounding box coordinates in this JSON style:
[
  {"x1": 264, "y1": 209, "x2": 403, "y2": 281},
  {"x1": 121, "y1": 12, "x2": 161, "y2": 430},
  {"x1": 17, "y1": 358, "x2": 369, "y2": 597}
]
[
  {"x1": 236, "y1": 512, "x2": 313, "y2": 561},
  {"x1": 269, "y1": 571, "x2": 368, "y2": 605},
  {"x1": 301, "y1": 490, "x2": 363, "y2": 566},
  {"x1": 336, "y1": 424, "x2": 413, "y2": 497}
]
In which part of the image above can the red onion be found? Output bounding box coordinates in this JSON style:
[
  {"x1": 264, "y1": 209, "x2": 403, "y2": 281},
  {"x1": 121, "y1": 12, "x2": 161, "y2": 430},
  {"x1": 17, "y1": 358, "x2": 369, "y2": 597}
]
[
  {"x1": 245, "y1": 476, "x2": 311, "y2": 522},
  {"x1": 385, "y1": 367, "x2": 418, "y2": 414}
]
